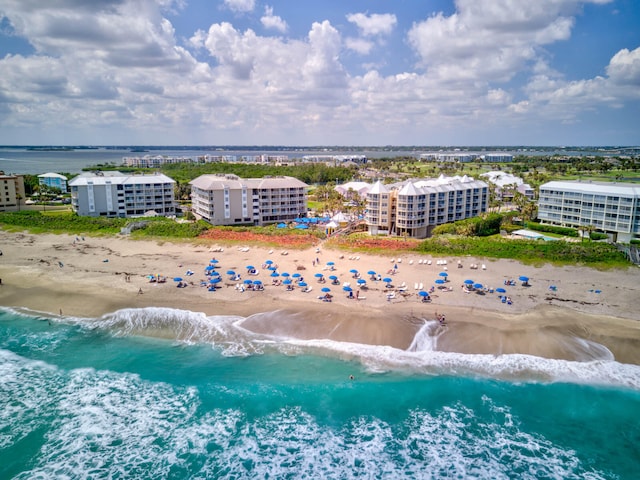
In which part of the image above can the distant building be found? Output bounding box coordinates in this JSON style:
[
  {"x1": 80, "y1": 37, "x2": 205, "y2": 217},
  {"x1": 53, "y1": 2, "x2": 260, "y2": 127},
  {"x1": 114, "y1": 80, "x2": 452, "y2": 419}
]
[
  {"x1": 38, "y1": 173, "x2": 68, "y2": 193},
  {"x1": 419, "y1": 152, "x2": 513, "y2": 163},
  {"x1": 366, "y1": 175, "x2": 489, "y2": 238},
  {"x1": 538, "y1": 180, "x2": 640, "y2": 243},
  {"x1": 480, "y1": 171, "x2": 534, "y2": 201},
  {"x1": 69, "y1": 171, "x2": 176, "y2": 217},
  {"x1": 0, "y1": 172, "x2": 26, "y2": 212},
  {"x1": 190, "y1": 174, "x2": 308, "y2": 226},
  {"x1": 334, "y1": 181, "x2": 372, "y2": 200}
]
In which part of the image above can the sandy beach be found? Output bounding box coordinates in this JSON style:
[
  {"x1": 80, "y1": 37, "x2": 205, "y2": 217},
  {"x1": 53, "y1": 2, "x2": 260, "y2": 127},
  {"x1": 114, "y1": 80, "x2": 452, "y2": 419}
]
[{"x1": 1, "y1": 230, "x2": 639, "y2": 364}]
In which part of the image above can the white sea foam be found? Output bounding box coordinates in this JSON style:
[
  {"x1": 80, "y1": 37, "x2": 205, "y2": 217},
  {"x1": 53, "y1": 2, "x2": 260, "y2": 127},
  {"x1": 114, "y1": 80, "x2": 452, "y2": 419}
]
[{"x1": 46, "y1": 307, "x2": 640, "y2": 390}]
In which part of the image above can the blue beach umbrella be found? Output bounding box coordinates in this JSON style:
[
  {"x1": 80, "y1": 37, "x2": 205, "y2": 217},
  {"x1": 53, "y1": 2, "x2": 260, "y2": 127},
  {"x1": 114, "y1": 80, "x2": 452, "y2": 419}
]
[
  {"x1": 349, "y1": 269, "x2": 358, "y2": 274},
  {"x1": 418, "y1": 291, "x2": 429, "y2": 297},
  {"x1": 496, "y1": 287, "x2": 506, "y2": 293},
  {"x1": 329, "y1": 275, "x2": 338, "y2": 280},
  {"x1": 265, "y1": 260, "x2": 273, "y2": 265},
  {"x1": 226, "y1": 270, "x2": 236, "y2": 275},
  {"x1": 210, "y1": 259, "x2": 219, "y2": 264},
  {"x1": 253, "y1": 280, "x2": 262, "y2": 285},
  {"x1": 205, "y1": 265, "x2": 214, "y2": 271},
  {"x1": 283, "y1": 279, "x2": 292, "y2": 285},
  {"x1": 281, "y1": 272, "x2": 290, "y2": 277},
  {"x1": 367, "y1": 270, "x2": 376, "y2": 275},
  {"x1": 474, "y1": 283, "x2": 483, "y2": 289},
  {"x1": 173, "y1": 277, "x2": 183, "y2": 282},
  {"x1": 464, "y1": 279, "x2": 474, "y2": 285},
  {"x1": 321, "y1": 287, "x2": 331, "y2": 292},
  {"x1": 270, "y1": 272, "x2": 279, "y2": 277},
  {"x1": 210, "y1": 271, "x2": 220, "y2": 276},
  {"x1": 519, "y1": 276, "x2": 529, "y2": 282},
  {"x1": 246, "y1": 265, "x2": 255, "y2": 270},
  {"x1": 209, "y1": 277, "x2": 221, "y2": 284},
  {"x1": 383, "y1": 277, "x2": 392, "y2": 283},
  {"x1": 343, "y1": 286, "x2": 353, "y2": 292},
  {"x1": 357, "y1": 279, "x2": 366, "y2": 285},
  {"x1": 243, "y1": 279, "x2": 253, "y2": 284},
  {"x1": 439, "y1": 272, "x2": 448, "y2": 277},
  {"x1": 292, "y1": 273, "x2": 301, "y2": 278},
  {"x1": 298, "y1": 282, "x2": 307, "y2": 287},
  {"x1": 327, "y1": 261, "x2": 335, "y2": 266},
  {"x1": 314, "y1": 273, "x2": 324, "y2": 278},
  {"x1": 435, "y1": 279, "x2": 445, "y2": 284}
]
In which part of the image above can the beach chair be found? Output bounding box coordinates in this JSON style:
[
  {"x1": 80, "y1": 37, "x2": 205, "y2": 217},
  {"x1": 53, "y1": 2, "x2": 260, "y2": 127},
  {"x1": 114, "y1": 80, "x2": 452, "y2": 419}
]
[
  {"x1": 482, "y1": 264, "x2": 486, "y2": 270},
  {"x1": 414, "y1": 283, "x2": 419, "y2": 290},
  {"x1": 409, "y1": 260, "x2": 413, "y2": 265},
  {"x1": 427, "y1": 260, "x2": 432, "y2": 265},
  {"x1": 418, "y1": 283, "x2": 423, "y2": 290}
]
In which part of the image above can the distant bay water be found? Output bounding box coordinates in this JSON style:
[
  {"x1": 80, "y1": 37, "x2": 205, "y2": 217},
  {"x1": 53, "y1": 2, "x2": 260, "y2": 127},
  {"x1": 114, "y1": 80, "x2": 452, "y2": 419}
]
[{"x1": 0, "y1": 146, "x2": 624, "y2": 176}]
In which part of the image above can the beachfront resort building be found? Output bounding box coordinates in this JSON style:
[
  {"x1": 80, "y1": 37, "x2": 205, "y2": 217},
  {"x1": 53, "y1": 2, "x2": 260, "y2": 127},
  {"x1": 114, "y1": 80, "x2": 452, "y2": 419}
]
[
  {"x1": 366, "y1": 175, "x2": 489, "y2": 238},
  {"x1": 190, "y1": 174, "x2": 308, "y2": 226},
  {"x1": 0, "y1": 172, "x2": 26, "y2": 212},
  {"x1": 538, "y1": 180, "x2": 640, "y2": 243},
  {"x1": 69, "y1": 171, "x2": 176, "y2": 218},
  {"x1": 38, "y1": 173, "x2": 68, "y2": 193}
]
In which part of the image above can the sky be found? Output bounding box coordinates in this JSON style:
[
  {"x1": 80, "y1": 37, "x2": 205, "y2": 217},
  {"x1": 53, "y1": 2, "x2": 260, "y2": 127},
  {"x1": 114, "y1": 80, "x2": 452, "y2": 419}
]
[{"x1": 0, "y1": 0, "x2": 638, "y2": 146}]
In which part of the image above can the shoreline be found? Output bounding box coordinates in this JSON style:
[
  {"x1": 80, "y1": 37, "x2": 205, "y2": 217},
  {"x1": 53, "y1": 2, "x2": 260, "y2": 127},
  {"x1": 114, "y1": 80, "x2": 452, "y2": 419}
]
[{"x1": 1, "y1": 231, "x2": 639, "y2": 364}]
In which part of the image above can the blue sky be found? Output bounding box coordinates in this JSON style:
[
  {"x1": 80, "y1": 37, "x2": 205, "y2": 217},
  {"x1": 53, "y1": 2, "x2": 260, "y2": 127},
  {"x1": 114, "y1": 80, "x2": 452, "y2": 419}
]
[{"x1": 0, "y1": 0, "x2": 638, "y2": 146}]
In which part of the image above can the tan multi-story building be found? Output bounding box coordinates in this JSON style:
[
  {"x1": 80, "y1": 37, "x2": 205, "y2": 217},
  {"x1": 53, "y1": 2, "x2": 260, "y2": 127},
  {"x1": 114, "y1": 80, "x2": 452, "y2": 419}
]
[
  {"x1": 366, "y1": 175, "x2": 489, "y2": 238},
  {"x1": 190, "y1": 174, "x2": 308, "y2": 226},
  {"x1": 0, "y1": 172, "x2": 26, "y2": 212}
]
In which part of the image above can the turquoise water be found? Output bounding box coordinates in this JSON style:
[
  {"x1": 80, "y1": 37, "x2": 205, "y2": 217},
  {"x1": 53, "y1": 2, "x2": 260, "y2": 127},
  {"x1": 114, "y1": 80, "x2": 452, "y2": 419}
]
[{"x1": 1, "y1": 307, "x2": 639, "y2": 479}]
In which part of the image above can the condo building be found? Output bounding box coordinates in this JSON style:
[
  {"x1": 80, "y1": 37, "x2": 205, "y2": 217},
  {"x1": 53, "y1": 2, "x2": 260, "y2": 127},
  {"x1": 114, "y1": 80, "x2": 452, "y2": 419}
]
[
  {"x1": 538, "y1": 180, "x2": 640, "y2": 243},
  {"x1": 38, "y1": 173, "x2": 68, "y2": 193},
  {"x1": 69, "y1": 171, "x2": 176, "y2": 217},
  {"x1": 0, "y1": 173, "x2": 26, "y2": 212},
  {"x1": 366, "y1": 175, "x2": 489, "y2": 238},
  {"x1": 190, "y1": 174, "x2": 308, "y2": 226}
]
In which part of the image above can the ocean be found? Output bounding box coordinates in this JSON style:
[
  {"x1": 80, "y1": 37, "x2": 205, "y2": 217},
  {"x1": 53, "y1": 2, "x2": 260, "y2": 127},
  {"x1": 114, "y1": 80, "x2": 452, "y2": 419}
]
[{"x1": 1, "y1": 306, "x2": 638, "y2": 479}]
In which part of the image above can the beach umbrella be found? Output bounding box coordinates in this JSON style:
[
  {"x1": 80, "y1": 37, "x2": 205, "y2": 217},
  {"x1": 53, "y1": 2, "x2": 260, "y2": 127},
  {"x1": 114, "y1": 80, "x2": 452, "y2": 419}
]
[
  {"x1": 349, "y1": 269, "x2": 358, "y2": 274},
  {"x1": 292, "y1": 273, "x2": 301, "y2": 278},
  {"x1": 209, "y1": 277, "x2": 221, "y2": 284},
  {"x1": 474, "y1": 283, "x2": 483, "y2": 289},
  {"x1": 329, "y1": 275, "x2": 338, "y2": 280},
  {"x1": 383, "y1": 277, "x2": 392, "y2": 283},
  {"x1": 298, "y1": 282, "x2": 307, "y2": 287},
  {"x1": 270, "y1": 272, "x2": 279, "y2": 277},
  {"x1": 464, "y1": 279, "x2": 474, "y2": 285},
  {"x1": 439, "y1": 272, "x2": 448, "y2": 277},
  {"x1": 210, "y1": 259, "x2": 219, "y2": 264},
  {"x1": 210, "y1": 271, "x2": 220, "y2": 276},
  {"x1": 343, "y1": 286, "x2": 353, "y2": 292},
  {"x1": 367, "y1": 270, "x2": 376, "y2": 275},
  {"x1": 253, "y1": 280, "x2": 262, "y2": 285},
  {"x1": 246, "y1": 265, "x2": 255, "y2": 270},
  {"x1": 226, "y1": 270, "x2": 236, "y2": 276},
  {"x1": 281, "y1": 272, "x2": 290, "y2": 277},
  {"x1": 357, "y1": 278, "x2": 367, "y2": 285},
  {"x1": 243, "y1": 279, "x2": 253, "y2": 284},
  {"x1": 283, "y1": 279, "x2": 292, "y2": 285},
  {"x1": 173, "y1": 277, "x2": 183, "y2": 282},
  {"x1": 321, "y1": 287, "x2": 331, "y2": 292},
  {"x1": 314, "y1": 273, "x2": 324, "y2": 278},
  {"x1": 418, "y1": 291, "x2": 429, "y2": 297},
  {"x1": 327, "y1": 261, "x2": 335, "y2": 266},
  {"x1": 205, "y1": 265, "x2": 214, "y2": 271},
  {"x1": 265, "y1": 260, "x2": 273, "y2": 265},
  {"x1": 435, "y1": 279, "x2": 445, "y2": 284},
  {"x1": 496, "y1": 287, "x2": 506, "y2": 293},
  {"x1": 519, "y1": 276, "x2": 529, "y2": 282}
]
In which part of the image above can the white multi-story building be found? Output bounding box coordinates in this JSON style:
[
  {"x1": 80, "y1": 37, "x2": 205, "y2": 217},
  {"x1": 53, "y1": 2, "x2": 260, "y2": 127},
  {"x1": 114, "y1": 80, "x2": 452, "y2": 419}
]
[
  {"x1": 538, "y1": 180, "x2": 640, "y2": 243},
  {"x1": 69, "y1": 171, "x2": 176, "y2": 217},
  {"x1": 190, "y1": 174, "x2": 308, "y2": 226},
  {"x1": 366, "y1": 175, "x2": 489, "y2": 238},
  {"x1": 0, "y1": 173, "x2": 26, "y2": 212}
]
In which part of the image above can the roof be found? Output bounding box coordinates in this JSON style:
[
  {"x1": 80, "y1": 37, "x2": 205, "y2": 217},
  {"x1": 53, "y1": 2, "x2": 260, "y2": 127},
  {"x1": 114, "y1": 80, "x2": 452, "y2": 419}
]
[
  {"x1": 540, "y1": 180, "x2": 640, "y2": 197},
  {"x1": 190, "y1": 174, "x2": 307, "y2": 190},
  {"x1": 38, "y1": 172, "x2": 68, "y2": 179},
  {"x1": 69, "y1": 171, "x2": 175, "y2": 187}
]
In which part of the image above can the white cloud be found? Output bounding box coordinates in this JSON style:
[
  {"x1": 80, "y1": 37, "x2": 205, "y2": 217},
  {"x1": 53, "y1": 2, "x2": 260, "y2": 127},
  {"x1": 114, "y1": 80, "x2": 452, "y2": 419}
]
[
  {"x1": 346, "y1": 12, "x2": 397, "y2": 37},
  {"x1": 223, "y1": 0, "x2": 255, "y2": 14},
  {"x1": 606, "y1": 47, "x2": 640, "y2": 86},
  {"x1": 261, "y1": 6, "x2": 288, "y2": 33},
  {"x1": 345, "y1": 37, "x2": 374, "y2": 55}
]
